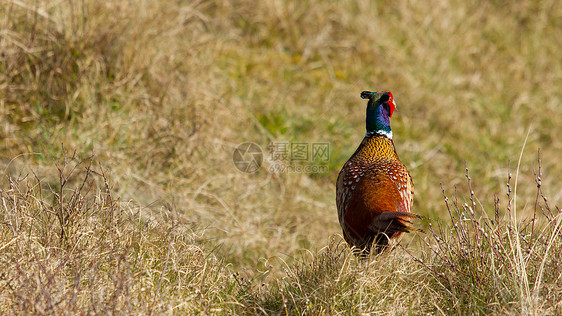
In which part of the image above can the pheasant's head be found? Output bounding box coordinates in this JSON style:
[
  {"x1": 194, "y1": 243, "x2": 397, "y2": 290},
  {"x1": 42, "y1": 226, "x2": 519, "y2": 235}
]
[{"x1": 361, "y1": 90, "x2": 396, "y2": 138}]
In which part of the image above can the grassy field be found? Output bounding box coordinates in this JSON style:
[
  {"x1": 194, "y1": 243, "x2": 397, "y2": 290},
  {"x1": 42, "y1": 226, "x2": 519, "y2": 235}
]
[{"x1": 1, "y1": 0, "x2": 561, "y2": 313}]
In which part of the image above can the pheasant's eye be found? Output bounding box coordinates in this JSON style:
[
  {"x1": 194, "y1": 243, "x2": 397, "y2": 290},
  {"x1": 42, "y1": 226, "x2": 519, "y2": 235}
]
[{"x1": 380, "y1": 94, "x2": 390, "y2": 102}]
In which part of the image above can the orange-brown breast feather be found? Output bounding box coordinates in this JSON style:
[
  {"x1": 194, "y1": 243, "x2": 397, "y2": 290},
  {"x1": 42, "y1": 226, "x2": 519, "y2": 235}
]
[{"x1": 336, "y1": 135, "x2": 416, "y2": 250}]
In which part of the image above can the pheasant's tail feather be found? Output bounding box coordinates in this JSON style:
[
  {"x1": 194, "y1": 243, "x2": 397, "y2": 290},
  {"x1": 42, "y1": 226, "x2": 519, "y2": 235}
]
[
  {"x1": 369, "y1": 211, "x2": 422, "y2": 235},
  {"x1": 365, "y1": 212, "x2": 422, "y2": 255}
]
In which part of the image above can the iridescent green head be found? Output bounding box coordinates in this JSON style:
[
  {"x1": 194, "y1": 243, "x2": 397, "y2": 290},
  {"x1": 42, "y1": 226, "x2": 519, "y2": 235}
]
[{"x1": 361, "y1": 90, "x2": 396, "y2": 138}]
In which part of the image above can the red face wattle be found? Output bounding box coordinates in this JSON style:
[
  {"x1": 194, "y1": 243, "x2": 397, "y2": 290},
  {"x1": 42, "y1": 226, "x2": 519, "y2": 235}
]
[{"x1": 383, "y1": 91, "x2": 396, "y2": 118}]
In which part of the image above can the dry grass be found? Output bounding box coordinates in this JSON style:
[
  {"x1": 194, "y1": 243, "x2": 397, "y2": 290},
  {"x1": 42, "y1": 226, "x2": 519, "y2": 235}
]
[
  {"x1": 408, "y1": 159, "x2": 562, "y2": 314},
  {"x1": 0, "y1": 155, "x2": 240, "y2": 314},
  {"x1": 1, "y1": 0, "x2": 561, "y2": 313}
]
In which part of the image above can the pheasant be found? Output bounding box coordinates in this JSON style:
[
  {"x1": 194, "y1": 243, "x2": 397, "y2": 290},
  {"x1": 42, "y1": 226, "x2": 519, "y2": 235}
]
[{"x1": 336, "y1": 90, "x2": 419, "y2": 255}]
